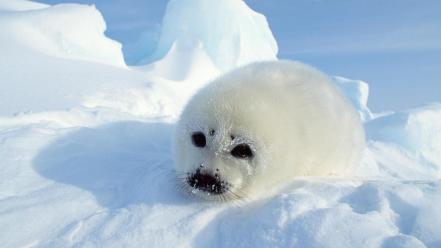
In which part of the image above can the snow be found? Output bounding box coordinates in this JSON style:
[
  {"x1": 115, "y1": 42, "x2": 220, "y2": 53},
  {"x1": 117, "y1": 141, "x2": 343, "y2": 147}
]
[
  {"x1": 0, "y1": 3, "x2": 125, "y2": 67},
  {"x1": 333, "y1": 76, "x2": 373, "y2": 122},
  {"x1": 143, "y1": 40, "x2": 220, "y2": 82},
  {"x1": 366, "y1": 103, "x2": 441, "y2": 174},
  {"x1": 0, "y1": 0, "x2": 48, "y2": 11},
  {"x1": 1, "y1": 0, "x2": 441, "y2": 247},
  {"x1": 142, "y1": 0, "x2": 278, "y2": 72}
]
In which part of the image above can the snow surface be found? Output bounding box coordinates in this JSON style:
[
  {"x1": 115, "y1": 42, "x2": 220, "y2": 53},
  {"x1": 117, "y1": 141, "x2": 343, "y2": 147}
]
[{"x1": 1, "y1": 0, "x2": 441, "y2": 247}]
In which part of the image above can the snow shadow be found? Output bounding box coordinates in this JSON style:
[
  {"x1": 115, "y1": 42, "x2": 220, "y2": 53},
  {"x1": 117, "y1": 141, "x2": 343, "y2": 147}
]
[{"x1": 33, "y1": 121, "x2": 188, "y2": 209}]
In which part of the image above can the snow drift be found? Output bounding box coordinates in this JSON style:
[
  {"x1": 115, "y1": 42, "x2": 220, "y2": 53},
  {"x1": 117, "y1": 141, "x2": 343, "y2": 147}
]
[
  {"x1": 0, "y1": 0, "x2": 48, "y2": 11},
  {"x1": 333, "y1": 76, "x2": 373, "y2": 122},
  {"x1": 0, "y1": 2, "x2": 125, "y2": 67},
  {"x1": 1, "y1": 0, "x2": 441, "y2": 247},
  {"x1": 0, "y1": 1, "x2": 181, "y2": 117},
  {"x1": 366, "y1": 103, "x2": 441, "y2": 174},
  {"x1": 142, "y1": 0, "x2": 278, "y2": 80}
]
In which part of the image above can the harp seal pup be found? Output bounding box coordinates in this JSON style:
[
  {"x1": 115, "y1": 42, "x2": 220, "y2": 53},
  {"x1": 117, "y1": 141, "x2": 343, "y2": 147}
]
[{"x1": 173, "y1": 60, "x2": 365, "y2": 201}]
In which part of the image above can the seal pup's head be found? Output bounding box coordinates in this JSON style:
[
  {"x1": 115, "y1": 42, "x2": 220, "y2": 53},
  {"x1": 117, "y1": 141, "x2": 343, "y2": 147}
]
[{"x1": 173, "y1": 63, "x2": 277, "y2": 201}]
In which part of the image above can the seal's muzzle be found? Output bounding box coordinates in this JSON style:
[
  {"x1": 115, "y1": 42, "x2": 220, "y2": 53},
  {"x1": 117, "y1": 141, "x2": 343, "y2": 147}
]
[{"x1": 187, "y1": 169, "x2": 226, "y2": 194}]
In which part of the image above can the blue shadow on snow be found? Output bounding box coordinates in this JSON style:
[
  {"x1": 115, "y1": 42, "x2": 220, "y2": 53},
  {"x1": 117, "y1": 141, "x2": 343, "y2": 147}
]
[{"x1": 33, "y1": 121, "x2": 189, "y2": 209}]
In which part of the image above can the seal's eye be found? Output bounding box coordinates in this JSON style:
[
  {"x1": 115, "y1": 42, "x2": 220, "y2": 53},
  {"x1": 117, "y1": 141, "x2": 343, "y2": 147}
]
[
  {"x1": 192, "y1": 132, "x2": 206, "y2": 148},
  {"x1": 231, "y1": 144, "x2": 253, "y2": 159}
]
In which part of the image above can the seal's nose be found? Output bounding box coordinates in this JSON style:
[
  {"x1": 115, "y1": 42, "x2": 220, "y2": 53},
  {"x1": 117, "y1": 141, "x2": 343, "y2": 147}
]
[{"x1": 187, "y1": 170, "x2": 225, "y2": 194}]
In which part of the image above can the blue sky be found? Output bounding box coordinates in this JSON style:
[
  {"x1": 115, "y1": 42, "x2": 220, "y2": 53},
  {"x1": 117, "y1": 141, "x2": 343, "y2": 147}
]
[{"x1": 37, "y1": 0, "x2": 441, "y2": 112}]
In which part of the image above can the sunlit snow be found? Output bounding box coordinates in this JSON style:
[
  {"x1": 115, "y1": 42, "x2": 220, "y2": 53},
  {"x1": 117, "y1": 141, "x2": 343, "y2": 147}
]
[{"x1": 1, "y1": 0, "x2": 440, "y2": 247}]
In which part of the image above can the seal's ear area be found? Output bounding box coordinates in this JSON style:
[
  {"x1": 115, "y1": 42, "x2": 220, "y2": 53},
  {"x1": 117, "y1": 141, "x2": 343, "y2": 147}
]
[{"x1": 231, "y1": 144, "x2": 253, "y2": 159}]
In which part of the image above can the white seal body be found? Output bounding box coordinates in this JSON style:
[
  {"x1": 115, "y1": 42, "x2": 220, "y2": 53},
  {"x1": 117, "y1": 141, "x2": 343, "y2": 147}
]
[{"x1": 173, "y1": 60, "x2": 365, "y2": 201}]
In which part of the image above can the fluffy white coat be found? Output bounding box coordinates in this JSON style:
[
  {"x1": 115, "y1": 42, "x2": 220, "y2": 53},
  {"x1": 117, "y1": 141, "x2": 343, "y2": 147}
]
[{"x1": 174, "y1": 60, "x2": 365, "y2": 200}]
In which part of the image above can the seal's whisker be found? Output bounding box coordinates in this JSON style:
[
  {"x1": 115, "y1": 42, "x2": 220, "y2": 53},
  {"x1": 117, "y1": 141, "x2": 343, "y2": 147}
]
[
  {"x1": 221, "y1": 194, "x2": 228, "y2": 203},
  {"x1": 230, "y1": 189, "x2": 249, "y2": 203},
  {"x1": 176, "y1": 176, "x2": 190, "y2": 180},
  {"x1": 229, "y1": 191, "x2": 242, "y2": 201}
]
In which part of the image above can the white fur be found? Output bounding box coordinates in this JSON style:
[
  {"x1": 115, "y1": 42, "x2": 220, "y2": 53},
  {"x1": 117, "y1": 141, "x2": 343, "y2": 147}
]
[{"x1": 173, "y1": 60, "x2": 365, "y2": 201}]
